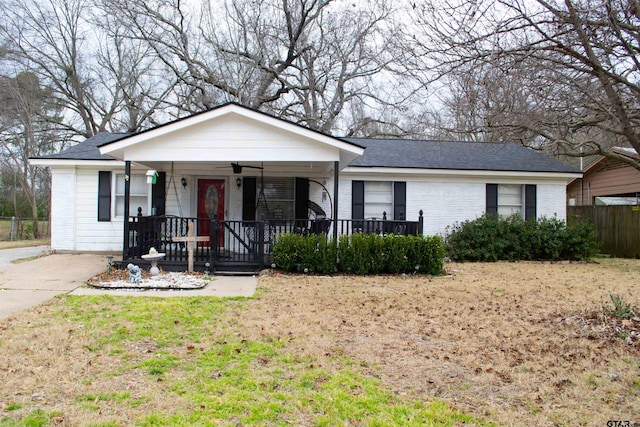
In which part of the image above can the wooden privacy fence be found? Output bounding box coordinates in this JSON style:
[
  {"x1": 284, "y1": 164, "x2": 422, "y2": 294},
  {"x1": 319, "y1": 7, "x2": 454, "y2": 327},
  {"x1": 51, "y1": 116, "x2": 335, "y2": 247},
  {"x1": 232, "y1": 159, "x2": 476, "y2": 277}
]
[{"x1": 568, "y1": 206, "x2": 640, "y2": 258}]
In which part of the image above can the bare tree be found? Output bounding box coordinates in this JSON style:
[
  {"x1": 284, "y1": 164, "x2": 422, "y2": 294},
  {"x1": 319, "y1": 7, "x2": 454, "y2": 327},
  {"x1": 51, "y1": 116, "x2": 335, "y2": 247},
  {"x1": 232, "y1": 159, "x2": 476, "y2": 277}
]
[
  {"x1": 103, "y1": 0, "x2": 402, "y2": 133},
  {"x1": 0, "y1": 0, "x2": 177, "y2": 137},
  {"x1": 0, "y1": 72, "x2": 59, "y2": 236},
  {"x1": 403, "y1": 0, "x2": 640, "y2": 169},
  {"x1": 90, "y1": 10, "x2": 180, "y2": 131}
]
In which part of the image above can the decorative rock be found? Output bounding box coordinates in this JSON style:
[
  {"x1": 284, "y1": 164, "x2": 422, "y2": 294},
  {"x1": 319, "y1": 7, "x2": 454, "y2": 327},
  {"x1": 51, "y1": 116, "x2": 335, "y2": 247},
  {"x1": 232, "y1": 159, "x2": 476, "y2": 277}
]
[{"x1": 89, "y1": 272, "x2": 208, "y2": 290}]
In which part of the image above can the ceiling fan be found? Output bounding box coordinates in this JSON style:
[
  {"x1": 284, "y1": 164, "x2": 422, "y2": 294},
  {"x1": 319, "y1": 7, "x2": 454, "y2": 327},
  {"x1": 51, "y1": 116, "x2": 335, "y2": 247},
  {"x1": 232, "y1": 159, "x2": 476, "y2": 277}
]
[{"x1": 215, "y1": 162, "x2": 264, "y2": 174}]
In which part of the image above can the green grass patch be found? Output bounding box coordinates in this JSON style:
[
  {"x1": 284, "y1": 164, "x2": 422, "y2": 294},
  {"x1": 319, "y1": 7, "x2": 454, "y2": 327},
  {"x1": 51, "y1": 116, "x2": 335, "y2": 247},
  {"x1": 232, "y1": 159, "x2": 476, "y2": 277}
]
[
  {"x1": 44, "y1": 295, "x2": 488, "y2": 426},
  {"x1": 59, "y1": 295, "x2": 235, "y2": 350},
  {"x1": 75, "y1": 392, "x2": 132, "y2": 411},
  {"x1": 0, "y1": 409, "x2": 61, "y2": 427},
  {"x1": 75, "y1": 392, "x2": 131, "y2": 403}
]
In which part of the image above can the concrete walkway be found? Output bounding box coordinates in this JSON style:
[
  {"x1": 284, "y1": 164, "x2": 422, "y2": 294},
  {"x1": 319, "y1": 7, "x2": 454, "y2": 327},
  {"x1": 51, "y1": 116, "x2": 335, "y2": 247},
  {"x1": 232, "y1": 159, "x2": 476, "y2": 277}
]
[{"x1": 0, "y1": 248, "x2": 258, "y2": 321}]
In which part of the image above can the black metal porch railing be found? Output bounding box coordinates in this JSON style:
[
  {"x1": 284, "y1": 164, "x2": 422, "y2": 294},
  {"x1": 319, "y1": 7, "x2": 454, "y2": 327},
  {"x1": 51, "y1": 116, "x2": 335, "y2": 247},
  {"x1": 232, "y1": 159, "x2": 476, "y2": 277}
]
[{"x1": 124, "y1": 210, "x2": 424, "y2": 272}]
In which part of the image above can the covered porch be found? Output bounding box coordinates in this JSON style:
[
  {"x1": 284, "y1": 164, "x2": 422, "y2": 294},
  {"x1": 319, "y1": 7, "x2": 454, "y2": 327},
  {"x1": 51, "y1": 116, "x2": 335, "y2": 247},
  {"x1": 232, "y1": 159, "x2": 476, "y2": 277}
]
[
  {"x1": 123, "y1": 212, "x2": 424, "y2": 273},
  {"x1": 96, "y1": 103, "x2": 383, "y2": 272},
  {"x1": 116, "y1": 157, "x2": 350, "y2": 272}
]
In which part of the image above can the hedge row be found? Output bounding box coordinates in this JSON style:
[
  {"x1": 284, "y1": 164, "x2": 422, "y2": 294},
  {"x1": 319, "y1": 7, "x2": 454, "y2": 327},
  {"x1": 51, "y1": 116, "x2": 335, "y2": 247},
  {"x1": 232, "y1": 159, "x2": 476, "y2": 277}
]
[
  {"x1": 270, "y1": 233, "x2": 446, "y2": 275},
  {"x1": 446, "y1": 214, "x2": 598, "y2": 262}
]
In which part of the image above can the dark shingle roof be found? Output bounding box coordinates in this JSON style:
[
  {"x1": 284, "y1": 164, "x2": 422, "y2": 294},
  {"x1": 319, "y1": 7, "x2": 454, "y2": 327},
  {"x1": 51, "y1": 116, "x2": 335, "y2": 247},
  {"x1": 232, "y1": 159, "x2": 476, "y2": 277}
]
[
  {"x1": 344, "y1": 138, "x2": 580, "y2": 173},
  {"x1": 33, "y1": 131, "x2": 580, "y2": 175},
  {"x1": 32, "y1": 132, "x2": 132, "y2": 160}
]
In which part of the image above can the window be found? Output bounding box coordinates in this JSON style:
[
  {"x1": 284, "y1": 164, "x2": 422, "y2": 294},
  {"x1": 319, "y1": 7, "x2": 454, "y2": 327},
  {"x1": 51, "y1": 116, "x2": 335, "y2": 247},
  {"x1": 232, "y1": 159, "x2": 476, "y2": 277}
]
[
  {"x1": 255, "y1": 177, "x2": 295, "y2": 220},
  {"x1": 486, "y1": 184, "x2": 536, "y2": 219},
  {"x1": 352, "y1": 181, "x2": 406, "y2": 220},
  {"x1": 97, "y1": 171, "x2": 111, "y2": 222},
  {"x1": 364, "y1": 181, "x2": 392, "y2": 218},
  {"x1": 115, "y1": 174, "x2": 149, "y2": 217},
  {"x1": 498, "y1": 184, "x2": 523, "y2": 217},
  {"x1": 243, "y1": 177, "x2": 308, "y2": 221}
]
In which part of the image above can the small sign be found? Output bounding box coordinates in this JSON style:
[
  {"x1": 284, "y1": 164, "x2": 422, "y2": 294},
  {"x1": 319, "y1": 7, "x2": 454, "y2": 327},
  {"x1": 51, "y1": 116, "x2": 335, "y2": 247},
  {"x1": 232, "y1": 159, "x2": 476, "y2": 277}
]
[{"x1": 632, "y1": 206, "x2": 640, "y2": 212}]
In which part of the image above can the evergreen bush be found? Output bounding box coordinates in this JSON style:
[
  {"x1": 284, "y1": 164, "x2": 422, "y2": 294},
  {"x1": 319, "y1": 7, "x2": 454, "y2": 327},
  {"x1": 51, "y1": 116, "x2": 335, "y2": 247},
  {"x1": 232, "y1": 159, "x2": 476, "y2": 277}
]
[
  {"x1": 271, "y1": 232, "x2": 446, "y2": 275},
  {"x1": 446, "y1": 214, "x2": 598, "y2": 261}
]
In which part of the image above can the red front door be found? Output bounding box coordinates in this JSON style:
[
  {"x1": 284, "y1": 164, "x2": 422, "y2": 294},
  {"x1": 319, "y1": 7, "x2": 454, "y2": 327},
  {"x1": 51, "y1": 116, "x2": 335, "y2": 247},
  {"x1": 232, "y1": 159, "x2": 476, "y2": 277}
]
[{"x1": 197, "y1": 179, "x2": 225, "y2": 246}]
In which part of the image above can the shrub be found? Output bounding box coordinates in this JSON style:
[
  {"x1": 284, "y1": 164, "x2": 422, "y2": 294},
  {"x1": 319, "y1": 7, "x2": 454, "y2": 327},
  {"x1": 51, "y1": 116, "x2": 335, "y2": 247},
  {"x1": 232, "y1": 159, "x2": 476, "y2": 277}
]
[
  {"x1": 338, "y1": 233, "x2": 384, "y2": 274},
  {"x1": 561, "y1": 217, "x2": 599, "y2": 260},
  {"x1": 271, "y1": 232, "x2": 446, "y2": 275},
  {"x1": 446, "y1": 214, "x2": 598, "y2": 262},
  {"x1": 20, "y1": 222, "x2": 35, "y2": 240},
  {"x1": 270, "y1": 233, "x2": 337, "y2": 274}
]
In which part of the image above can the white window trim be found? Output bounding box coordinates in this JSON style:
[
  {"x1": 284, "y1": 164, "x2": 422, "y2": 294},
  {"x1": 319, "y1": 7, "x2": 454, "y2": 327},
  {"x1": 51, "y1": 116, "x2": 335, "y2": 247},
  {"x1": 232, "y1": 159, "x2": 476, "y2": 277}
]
[
  {"x1": 497, "y1": 184, "x2": 525, "y2": 219},
  {"x1": 113, "y1": 173, "x2": 151, "y2": 218},
  {"x1": 364, "y1": 181, "x2": 394, "y2": 220}
]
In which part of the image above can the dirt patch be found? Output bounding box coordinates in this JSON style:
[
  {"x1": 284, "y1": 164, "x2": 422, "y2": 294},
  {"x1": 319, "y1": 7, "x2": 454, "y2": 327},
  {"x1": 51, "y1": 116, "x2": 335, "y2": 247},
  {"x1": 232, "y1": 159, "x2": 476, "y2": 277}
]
[{"x1": 241, "y1": 259, "x2": 640, "y2": 425}]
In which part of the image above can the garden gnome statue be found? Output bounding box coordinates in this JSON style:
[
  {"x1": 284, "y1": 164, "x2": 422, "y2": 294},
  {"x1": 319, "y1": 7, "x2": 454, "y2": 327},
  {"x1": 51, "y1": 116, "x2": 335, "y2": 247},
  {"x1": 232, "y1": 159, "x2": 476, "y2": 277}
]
[{"x1": 127, "y1": 263, "x2": 142, "y2": 283}]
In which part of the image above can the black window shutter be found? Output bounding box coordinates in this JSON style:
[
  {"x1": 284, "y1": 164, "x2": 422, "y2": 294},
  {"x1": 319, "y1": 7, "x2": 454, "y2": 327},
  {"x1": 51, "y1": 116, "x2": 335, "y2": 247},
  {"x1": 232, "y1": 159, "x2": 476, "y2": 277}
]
[
  {"x1": 97, "y1": 171, "x2": 111, "y2": 222},
  {"x1": 525, "y1": 184, "x2": 537, "y2": 220},
  {"x1": 352, "y1": 180, "x2": 365, "y2": 219},
  {"x1": 242, "y1": 177, "x2": 257, "y2": 221},
  {"x1": 486, "y1": 183, "x2": 498, "y2": 215},
  {"x1": 295, "y1": 177, "x2": 309, "y2": 220},
  {"x1": 151, "y1": 172, "x2": 166, "y2": 216},
  {"x1": 393, "y1": 182, "x2": 406, "y2": 220}
]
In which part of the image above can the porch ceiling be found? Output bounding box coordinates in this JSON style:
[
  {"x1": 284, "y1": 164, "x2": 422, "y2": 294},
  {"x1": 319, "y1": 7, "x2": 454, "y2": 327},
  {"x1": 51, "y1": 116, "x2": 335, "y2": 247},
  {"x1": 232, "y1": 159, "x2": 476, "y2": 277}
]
[{"x1": 134, "y1": 161, "x2": 336, "y2": 177}]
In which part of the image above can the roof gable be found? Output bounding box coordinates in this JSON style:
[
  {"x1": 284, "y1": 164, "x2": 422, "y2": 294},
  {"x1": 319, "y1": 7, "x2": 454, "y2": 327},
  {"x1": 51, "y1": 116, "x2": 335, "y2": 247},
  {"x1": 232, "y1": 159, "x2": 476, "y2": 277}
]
[
  {"x1": 568, "y1": 146, "x2": 638, "y2": 185},
  {"x1": 99, "y1": 103, "x2": 363, "y2": 164}
]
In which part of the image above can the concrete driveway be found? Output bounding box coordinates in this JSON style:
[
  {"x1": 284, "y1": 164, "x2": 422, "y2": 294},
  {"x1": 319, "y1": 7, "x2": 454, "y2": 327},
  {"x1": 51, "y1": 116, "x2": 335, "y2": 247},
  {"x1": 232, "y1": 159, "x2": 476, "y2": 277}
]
[
  {"x1": 0, "y1": 245, "x2": 51, "y2": 268},
  {"x1": 0, "y1": 248, "x2": 107, "y2": 320}
]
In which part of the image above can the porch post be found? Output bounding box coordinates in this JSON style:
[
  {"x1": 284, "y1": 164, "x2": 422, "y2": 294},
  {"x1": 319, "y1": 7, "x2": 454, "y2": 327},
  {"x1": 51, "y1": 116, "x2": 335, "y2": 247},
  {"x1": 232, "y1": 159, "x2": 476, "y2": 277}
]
[
  {"x1": 333, "y1": 161, "x2": 339, "y2": 242},
  {"x1": 258, "y1": 222, "x2": 265, "y2": 270},
  {"x1": 122, "y1": 161, "x2": 131, "y2": 259},
  {"x1": 210, "y1": 216, "x2": 218, "y2": 273}
]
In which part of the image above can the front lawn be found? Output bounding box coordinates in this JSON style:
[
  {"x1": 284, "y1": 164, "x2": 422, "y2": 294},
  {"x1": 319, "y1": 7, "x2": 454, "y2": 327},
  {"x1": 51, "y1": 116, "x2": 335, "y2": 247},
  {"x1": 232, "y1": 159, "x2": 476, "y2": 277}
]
[{"x1": 1, "y1": 259, "x2": 639, "y2": 426}]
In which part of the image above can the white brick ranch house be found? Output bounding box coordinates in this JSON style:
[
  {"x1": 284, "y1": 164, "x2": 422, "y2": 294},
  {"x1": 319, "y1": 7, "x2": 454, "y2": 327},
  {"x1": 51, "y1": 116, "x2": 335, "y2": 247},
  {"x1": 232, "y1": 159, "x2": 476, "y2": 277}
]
[{"x1": 30, "y1": 103, "x2": 581, "y2": 272}]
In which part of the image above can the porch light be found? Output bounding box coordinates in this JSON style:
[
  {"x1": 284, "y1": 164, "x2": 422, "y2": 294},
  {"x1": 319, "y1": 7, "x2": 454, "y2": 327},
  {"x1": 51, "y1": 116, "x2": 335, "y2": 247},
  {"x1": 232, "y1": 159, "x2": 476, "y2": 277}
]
[
  {"x1": 181, "y1": 177, "x2": 187, "y2": 188},
  {"x1": 236, "y1": 177, "x2": 242, "y2": 189},
  {"x1": 146, "y1": 170, "x2": 158, "y2": 184}
]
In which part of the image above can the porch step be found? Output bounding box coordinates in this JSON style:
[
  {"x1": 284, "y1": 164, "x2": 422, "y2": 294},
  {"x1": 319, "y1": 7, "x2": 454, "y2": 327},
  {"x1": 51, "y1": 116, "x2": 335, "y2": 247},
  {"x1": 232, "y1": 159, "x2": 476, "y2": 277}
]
[{"x1": 213, "y1": 270, "x2": 259, "y2": 277}]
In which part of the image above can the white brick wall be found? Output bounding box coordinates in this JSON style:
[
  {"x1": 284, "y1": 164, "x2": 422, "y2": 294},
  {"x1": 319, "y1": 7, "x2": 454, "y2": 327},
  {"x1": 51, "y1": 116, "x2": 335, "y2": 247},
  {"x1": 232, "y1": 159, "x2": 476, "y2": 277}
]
[
  {"x1": 50, "y1": 165, "x2": 569, "y2": 252},
  {"x1": 407, "y1": 180, "x2": 486, "y2": 236},
  {"x1": 536, "y1": 183, "x2": 567, "y2": 220},
  {"x1": 338, "y1": 173, "x2": 569, "y2": 237}
]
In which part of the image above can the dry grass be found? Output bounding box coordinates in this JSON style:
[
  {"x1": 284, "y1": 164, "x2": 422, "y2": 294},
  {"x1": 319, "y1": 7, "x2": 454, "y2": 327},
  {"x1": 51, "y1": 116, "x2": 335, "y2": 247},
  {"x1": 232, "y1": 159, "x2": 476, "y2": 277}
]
[
  {"x1": 242, "y1": 259, "x2": 640, "y2": 425},
  {"x1": 0, "y1": 259, "x2": 639, "y2": 426},
  {"x1": 0, "y1": 239, "x2": 49, "y2": 250}
]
